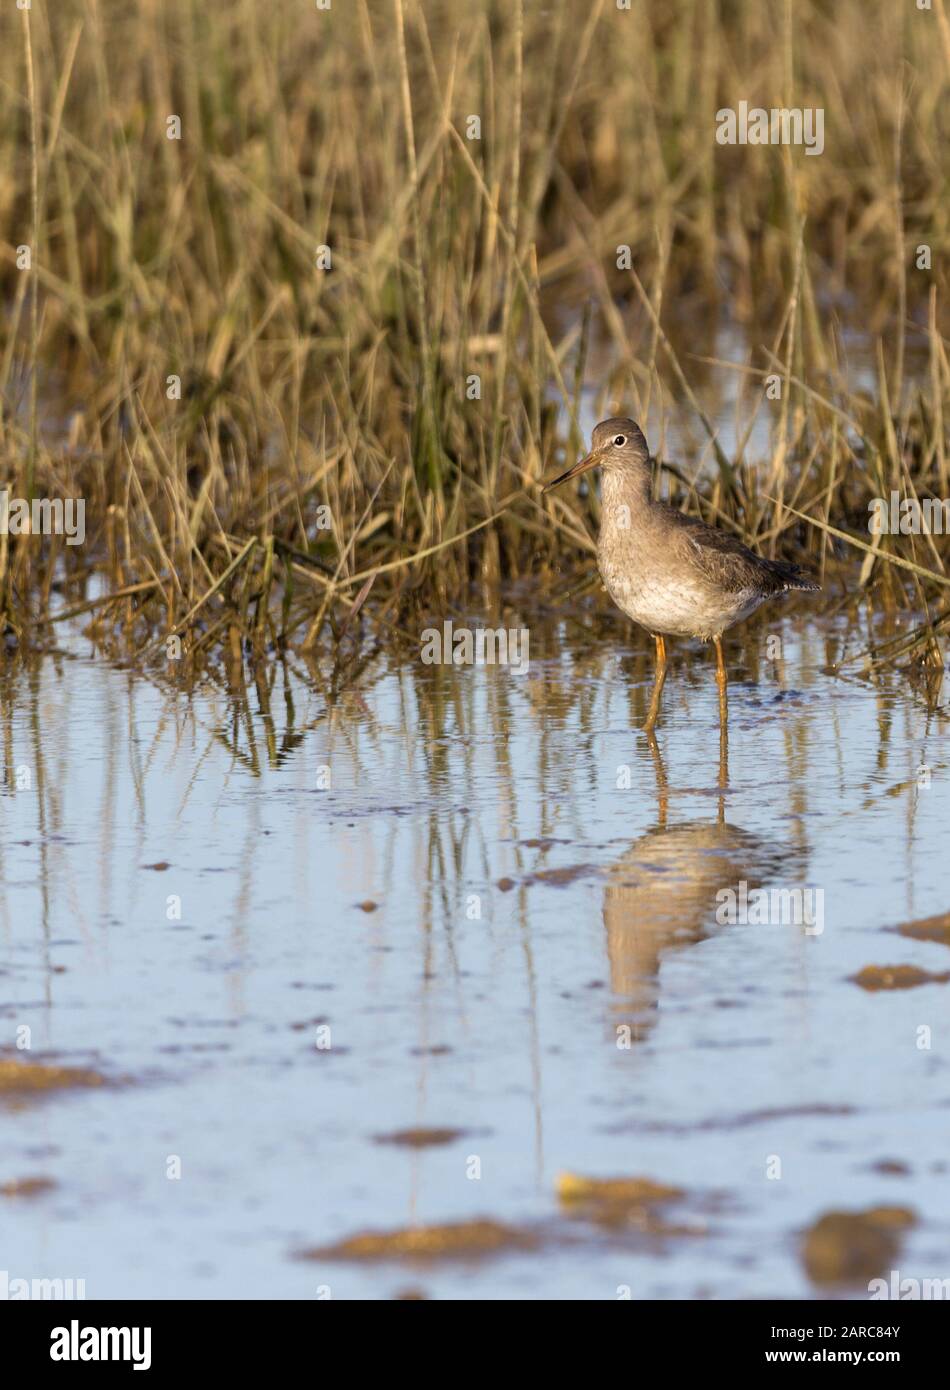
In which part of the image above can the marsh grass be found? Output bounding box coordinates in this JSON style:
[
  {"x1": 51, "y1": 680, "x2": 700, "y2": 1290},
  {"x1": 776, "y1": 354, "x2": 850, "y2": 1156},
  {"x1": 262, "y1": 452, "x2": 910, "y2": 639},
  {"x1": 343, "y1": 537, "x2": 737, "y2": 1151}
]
[{"x1": 0, "y1": 0, "x2": 948, "y2": 681}]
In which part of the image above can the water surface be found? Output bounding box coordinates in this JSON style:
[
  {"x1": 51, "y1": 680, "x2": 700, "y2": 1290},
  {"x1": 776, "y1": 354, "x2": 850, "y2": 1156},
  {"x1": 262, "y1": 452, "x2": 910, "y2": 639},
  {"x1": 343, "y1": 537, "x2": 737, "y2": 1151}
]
[{"x1": 2, "y1": 601, "x2": 949, "y2": 1299}]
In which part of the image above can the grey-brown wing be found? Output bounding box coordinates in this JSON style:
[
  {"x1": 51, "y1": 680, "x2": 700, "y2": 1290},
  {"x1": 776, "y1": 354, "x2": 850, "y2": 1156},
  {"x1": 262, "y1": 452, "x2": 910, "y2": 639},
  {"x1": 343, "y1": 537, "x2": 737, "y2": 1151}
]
[{"x1": 656, "y1": 503, "x2": 818, "y2": 594}]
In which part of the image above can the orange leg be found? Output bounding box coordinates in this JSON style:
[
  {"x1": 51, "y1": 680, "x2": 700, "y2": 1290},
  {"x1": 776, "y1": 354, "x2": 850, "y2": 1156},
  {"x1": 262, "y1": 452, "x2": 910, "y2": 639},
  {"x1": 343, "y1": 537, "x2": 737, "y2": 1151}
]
[
  {"x1": 713, "y1": 634, "x2": 727, "y2": 687},
  {"x1": 713, "y1": 634, "x2": 729, "y2": 736},
  {"x1": 644, "y1": 634, "x2": 668, "y2": 736}
]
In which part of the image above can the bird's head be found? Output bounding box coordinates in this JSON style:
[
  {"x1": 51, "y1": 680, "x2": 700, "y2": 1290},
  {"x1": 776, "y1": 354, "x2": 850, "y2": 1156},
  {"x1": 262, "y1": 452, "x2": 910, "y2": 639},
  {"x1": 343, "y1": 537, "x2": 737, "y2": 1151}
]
[{"x1": 541, "y1": 417, "x2": 651, "y2": 493}]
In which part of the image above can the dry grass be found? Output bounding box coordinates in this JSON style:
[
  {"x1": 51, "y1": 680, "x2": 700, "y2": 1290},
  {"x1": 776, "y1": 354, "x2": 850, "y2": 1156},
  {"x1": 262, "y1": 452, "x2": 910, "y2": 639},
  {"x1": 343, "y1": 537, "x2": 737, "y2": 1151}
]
[{"x1": 0, "y1": 0, "x2": 948, "y2": 676}]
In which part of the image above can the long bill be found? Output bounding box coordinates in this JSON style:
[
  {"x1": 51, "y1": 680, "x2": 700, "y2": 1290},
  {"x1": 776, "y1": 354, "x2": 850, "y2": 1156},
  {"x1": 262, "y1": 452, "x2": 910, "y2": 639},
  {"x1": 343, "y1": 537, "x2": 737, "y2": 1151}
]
[{"x1": 541, "y1": 449, "x2": 602, "y2": 493}]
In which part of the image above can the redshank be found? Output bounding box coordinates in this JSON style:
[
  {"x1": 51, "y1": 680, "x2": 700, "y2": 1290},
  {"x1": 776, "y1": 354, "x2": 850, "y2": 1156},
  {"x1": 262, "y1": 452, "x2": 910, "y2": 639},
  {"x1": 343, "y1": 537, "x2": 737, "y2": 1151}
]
[{"x1": 542, "y1": 417, "x2": 819, "y2": 732}]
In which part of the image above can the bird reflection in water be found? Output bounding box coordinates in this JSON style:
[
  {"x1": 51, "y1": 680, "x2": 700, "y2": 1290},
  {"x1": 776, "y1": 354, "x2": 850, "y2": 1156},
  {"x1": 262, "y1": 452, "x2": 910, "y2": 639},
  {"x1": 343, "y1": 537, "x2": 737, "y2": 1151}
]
[{"x1": 604, "y1": 711, "x2": 782, "y2": 1042}]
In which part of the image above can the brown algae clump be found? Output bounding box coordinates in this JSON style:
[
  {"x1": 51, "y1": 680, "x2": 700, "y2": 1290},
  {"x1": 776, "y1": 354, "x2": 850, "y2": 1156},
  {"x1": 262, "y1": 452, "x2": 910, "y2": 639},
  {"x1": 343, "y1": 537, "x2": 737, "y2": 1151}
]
[
  {"x1": 372, "y1": 1128, "x2": 470, "y2": 1148},
  {"x1": 556, "y1": 1173, "x2": 683, "y2": 1205},
  {"x1": 0, "y1": 1057, "x2": 107, "y2": 1097},
  {"x1": 555, "y1": 1172, "x2": 699, "y2": 1234},
  {"x1": 1, "y1": 1176, "x2": 57, "y2": 1198},
  {"x1": 802, "y1": 1208, "x2": 916, "y2": 1285},
  {"x1": 850, "y1": 965, "x2": 950, "y2": 991},
  {"x1": 895, "y1": 911, "x2": 950, "y2": 948},
  {"x1": 298, "y1": 1219, "x2": 537, "y2": 1262}
]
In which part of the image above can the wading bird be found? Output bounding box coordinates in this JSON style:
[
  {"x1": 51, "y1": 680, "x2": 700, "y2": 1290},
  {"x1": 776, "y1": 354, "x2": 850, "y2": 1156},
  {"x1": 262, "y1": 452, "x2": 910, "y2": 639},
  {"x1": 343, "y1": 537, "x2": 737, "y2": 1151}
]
[{"x1": 542, "y1": 418, "x2": 819, "y2": 733}]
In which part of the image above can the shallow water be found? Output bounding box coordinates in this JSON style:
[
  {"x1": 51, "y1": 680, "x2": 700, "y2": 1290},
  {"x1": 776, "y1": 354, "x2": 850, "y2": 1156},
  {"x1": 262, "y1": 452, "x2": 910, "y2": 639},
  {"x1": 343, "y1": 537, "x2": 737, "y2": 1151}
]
[
  {"x1": 564, "y1": 315, "x2": 932, "y2": 469},
  {"x1": 2, "y1": 601, "x2": 949, "y2": 1300}
]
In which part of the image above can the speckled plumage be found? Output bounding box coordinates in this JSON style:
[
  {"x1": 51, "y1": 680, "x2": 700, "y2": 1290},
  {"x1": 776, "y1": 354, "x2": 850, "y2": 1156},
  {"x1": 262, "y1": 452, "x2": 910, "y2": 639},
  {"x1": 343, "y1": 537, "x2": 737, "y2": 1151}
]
[
  {"x1": 556, "y1": 417, "x2": 819, "y2": 641},
  {"x1": 542, "y1": 415, "x2": 819, "y2": 731}
]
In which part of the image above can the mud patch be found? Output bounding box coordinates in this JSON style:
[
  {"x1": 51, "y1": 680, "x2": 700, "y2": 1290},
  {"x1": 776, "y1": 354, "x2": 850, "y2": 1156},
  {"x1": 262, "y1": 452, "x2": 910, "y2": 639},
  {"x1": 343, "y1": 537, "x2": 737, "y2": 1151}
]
[
  {"x1": 498, "y1": 863, "x2": 600, "y2": 891},
  {"x1": 556, "y1": 1171, "x2": 701, "y2": 1235},
  {"x1": 802, "y1": 1207, "x2": 916, "y2": 1285},
  {"x1": 297, "y1": 1219, "x2": 537, "y2": 1262},
  {"x1": 850, "y1": 965, "x2": 950, "y2": 991},
  {"x1": 1, "y1": 1176, "x2": 56, "y2": 1198},
  {"x1": 0, "y1": 1057, "x2": 108, "y2": 1097},
  {"x1": 373, "y1": 1128, "x2": 472, "y2": 1149},
  {"x1": 527, "y1": 864, "x2": 598, "y2": 887},
  {"x1": 894, "y1": 910, "x2": 950, "y2": 948}
]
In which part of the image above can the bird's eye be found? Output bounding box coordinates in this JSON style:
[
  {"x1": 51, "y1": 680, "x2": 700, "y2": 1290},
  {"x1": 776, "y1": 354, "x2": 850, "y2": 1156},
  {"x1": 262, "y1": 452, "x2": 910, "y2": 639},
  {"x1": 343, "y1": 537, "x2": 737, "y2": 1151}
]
[{"x1": 613, "y1": 435, "x2": 626, "y2": 447}]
